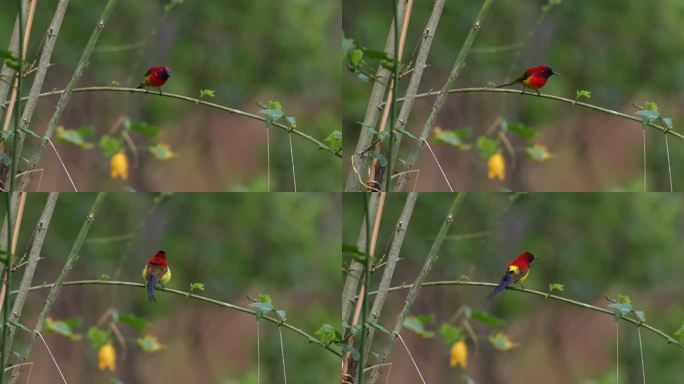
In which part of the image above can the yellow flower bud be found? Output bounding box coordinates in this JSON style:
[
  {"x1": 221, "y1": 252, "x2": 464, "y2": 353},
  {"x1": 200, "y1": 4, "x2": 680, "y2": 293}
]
[
  {"x1": 450, "y1": 339, "x2": 468, "y2": 368},
  {"x1": 98, "y1": 342, "x2": 116, "y2": 372},
  {"x1": 487, "y1": 152, "x2": 506, "y2": 181},
  {"x1": 110, "y1": 152, "x2": 129, "y2": 180}
]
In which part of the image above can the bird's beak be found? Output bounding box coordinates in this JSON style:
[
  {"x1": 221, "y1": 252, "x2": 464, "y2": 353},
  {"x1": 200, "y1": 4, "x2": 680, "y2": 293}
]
[{"x1": 552, "y1": 71, "x2": 560, "y2": 76}]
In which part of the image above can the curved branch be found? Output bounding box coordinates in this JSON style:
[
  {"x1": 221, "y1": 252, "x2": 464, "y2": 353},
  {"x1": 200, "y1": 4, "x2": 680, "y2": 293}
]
[
  {"x1": 5, "y1": 86, "x2": 341, "y2": 157},
  {"x1": 387, "y1": 87, "x2": 684, "y2": 140},
  {"x1": 9, "y1": 279, "x2": 342, "y2": 357},
  {"x1": 361, "y1": 280, "x2": 684, "y2": 349}
]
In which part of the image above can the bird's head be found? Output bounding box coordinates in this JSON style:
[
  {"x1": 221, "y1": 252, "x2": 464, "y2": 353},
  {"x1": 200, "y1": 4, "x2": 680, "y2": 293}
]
[
  {"x1": 520, "y1": 251, "x2": 536, "y2": 263},
  {"x1": 160, "y1": 67, "x2": 172, "y2": 80},
  {"x1": 541, "y1": 66, "x2": 559, "y2": 78},
  {"x1": 148, "y1": 250, "x2": 167, "y2": 265}
]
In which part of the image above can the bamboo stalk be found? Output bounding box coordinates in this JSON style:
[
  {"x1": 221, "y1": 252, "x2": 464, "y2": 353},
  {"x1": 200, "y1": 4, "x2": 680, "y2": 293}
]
[
  {"x1": 395, "y1": 0, "x2": 495, "y2": 191},
  {"x1": 8, "y1": 193, "x2": 106, "y2": 384},
  {"x1": 367, "y1": 193, "x2": 466, "y2": 384}
]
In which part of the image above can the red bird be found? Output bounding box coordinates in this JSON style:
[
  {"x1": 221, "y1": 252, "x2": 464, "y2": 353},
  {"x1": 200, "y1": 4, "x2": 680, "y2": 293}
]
[
  {"x1": 136, "y1": 66, "x2": 172, "y2": 94},
  {"x1": 497, "y1": 65, "x2": 559, "y2": 96},
  {"x1": 486, "y1": 252, "x2": 536, "y2": 301},
  {"x1": 142, "y1": 250, "x2": 172, "y2": 303}
]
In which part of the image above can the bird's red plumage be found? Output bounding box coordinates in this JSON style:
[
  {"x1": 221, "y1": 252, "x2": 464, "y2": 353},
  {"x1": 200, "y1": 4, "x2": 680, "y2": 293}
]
[
  {"x1": 507, "y1": 251, "x2": 534, "y2": 272},
  {"x1": 147, "y1": 250, "x2": 168, "y2": 267},
  {"x1": 142, "y1": 66, "x2": 171, "y2": 88}
]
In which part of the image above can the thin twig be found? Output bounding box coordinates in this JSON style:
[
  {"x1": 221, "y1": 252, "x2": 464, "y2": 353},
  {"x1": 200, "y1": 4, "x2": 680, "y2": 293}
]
[
  {"x1": 9, "y1": 279, "x2": 342, "y2": 357},
  {"x1": 396, "y1": 332, "x2": 425, "y2": 384},
  {"x1": 361, "y1": 280, "x2": 684, "y2": 349},
  {"x1": 5, "y1": 87, "x2": 340, "y2": 159},
  {"x1": 616, "y1": 322, "x2": 619, "y2": 384},
  {"x1": 288, "y1": 133, "x2": 297, "y2": 192},
  {"x1": 423, "y1": 139, "x2": 453, "y2": 192},
  {"x1": 388, "y1": 87, "x2": 684, "y2": 141},
  {"x1": 47, "y1": 139, "x2": 77, "y2": 191},
  {"x1": 37, "y1": 332, "x2": 67, "y2": 384},
  {"x1": 638, "y1": 326, "x2": 646, "y2": 384},
  {"x1": 279, "y1": 326, "x2": 287, "y2": 384},
  {"x1": 664, "y1": 134, "x2": 673, "y2": 192}
]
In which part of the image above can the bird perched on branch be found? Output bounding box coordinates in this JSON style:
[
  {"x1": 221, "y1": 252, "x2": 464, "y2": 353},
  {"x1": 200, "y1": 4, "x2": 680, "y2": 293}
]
[
  {"x1": 497, "y1": 65, "x2": 559, "y2": 96},
  {"x1": 136, "y1": 66, "x2": 172, "y2": 95},
  {"x1": 142, "y1": 250, "x2": 172, "y2": 302},
  {"x1": 486, "y1": 252, "x2": 536, "y2": 301}
]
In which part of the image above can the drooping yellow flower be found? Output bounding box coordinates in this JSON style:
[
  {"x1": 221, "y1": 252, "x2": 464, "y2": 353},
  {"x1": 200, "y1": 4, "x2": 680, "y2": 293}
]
[
  {"x1": 487, "y1": 152, "x2": 506, "y2": 181},
  {"x1": 110, "y1": 152, "x2": 129, "y2": 180},
  {"x1": 449, "y1": 339, "x2": 468, "y2": 368},
  {"x1": 98, "y1": 342, "x2": 116, "y2": 371}
]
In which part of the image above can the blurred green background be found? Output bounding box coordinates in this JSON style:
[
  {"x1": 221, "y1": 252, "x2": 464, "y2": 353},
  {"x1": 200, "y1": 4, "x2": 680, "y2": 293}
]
[
  {"x1": 343, "y1": 0, "x2": 684, "y2": 191},
  {"x1": 0, "y1": 0, "x2": 340, "y2": 191},
  {"x1": 343, "y1": 193, "x2": 684, "y2": 383},
  {"x1": 7, "y1": 193, "x2": 339, "y2": 383}
]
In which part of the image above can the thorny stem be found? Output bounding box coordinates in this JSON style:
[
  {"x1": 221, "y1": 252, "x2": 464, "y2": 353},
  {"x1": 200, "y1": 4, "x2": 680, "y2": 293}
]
[{"x1": 7, "y1": 279, "x2": 342, "y2": 357}]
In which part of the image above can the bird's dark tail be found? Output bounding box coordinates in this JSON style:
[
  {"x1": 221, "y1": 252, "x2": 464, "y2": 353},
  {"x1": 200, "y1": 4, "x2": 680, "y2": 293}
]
[
  {"x1": 486, "y1": 273, "x2": 513, "y2": 301},
  {"x1": 136, "y1": 83, "x2": 145, "y2": 89},
  {"x1": 496, "y1": 81, "x2": 517, "y2": 88},
  {"x1": 147, "y1": 274, "x2": 156, "y2": 303}
]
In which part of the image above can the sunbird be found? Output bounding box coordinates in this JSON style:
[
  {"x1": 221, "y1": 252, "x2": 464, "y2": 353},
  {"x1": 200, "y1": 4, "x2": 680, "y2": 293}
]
[
  {"x1": 136, "y1": 66, "x2": 172, "y2": 94},
  {"x1": 486, "y1": 252, "x2": 536, "y2": 301},
  {"x1": 142, "y1": 250, "x2": 172, "y2": 302},
  {"x1": 497, "y1": 65, "x2": 559, "y2": 96}
]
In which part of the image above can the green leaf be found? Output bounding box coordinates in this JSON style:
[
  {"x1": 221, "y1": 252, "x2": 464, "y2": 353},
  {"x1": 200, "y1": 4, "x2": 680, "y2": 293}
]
[
  {"x1": 314, "y1": 324, "x2": 339, "y2": 345},
  {"x1": 438, "y1": 323, "x2": 462, "y2": 345},
  {"x1": 324, "y1": 131, "x2": 342, "y2": 152},
  {"x1": 466, "y1": 309, "x2": 504, "y2": 328},
  {"x1": 249, "y1": 302, "x2": 274, "y2": 319},
  {"x1": 0, "y1": 152, "x2": 11, "y2": 165},
  {"x1": 403, "y1": 316, "x2": 435, "y2": 338},
  {"x1": 488, "y1": 331, "x2": 519, "y2": 351},
  {"x1": 99, "y1": 136, "x2": 122, "y2": 158},
  {"x1": 342, "y1": 37, "x2": 355, "y2": 57},
  {"x1": 366, "y1": 320, "x2": 391, "y2": 335},
  {"x1": 46, "y1": 318, "x2": 82, "y2": 341},
  {"x1": 87, "y1": 326, "x2": 110, "y2": 349},
  {"x1": 673, "y1": 325, "x2": 684, "y2": 344},
  {"x1": 0, "y1": 49, "x2": 16, "y2": 60},
  {"x1": 433, "y1": 127, "x2": 471, "y2": 150},
  {"x1": 275, "y1": 309, "x2": 287, "y2": 322},
  {"x1": 342, "y1": 344, "x2": 360, "y2": 361},
  {"x1": 199, "y1": 89, "x2": 215, "y2": 98},
  {"x1": 129, "y1": 121, "x2": 160, "y2": 138},
  {"x1": 548, "y1": 283, "x2": 564, "y2": 293},
  {"x1": 258, "y1": 293, "x2": 272, "y2": 304},
  {"x1": 115, "y1": 313, "x2": 149, "y2": 330},
  {"x1": 526, "y1": 143, "x2": 553, "y2": 161},
  {"x1": 504, "y1": 122, "x2": 537, "y2": 140},
  {"x1": 148, "y1": 143, "x2": 176, "y2": 160},
  {"x1": 617, "y1": 294, "x2": 631, "y2": 304},
  {"x1": 349, "y1": 49, "x2": 364, "y2": 67},
  {"x1": 137, "y1": 334, "x2": 165, "y2": 352},
  {"x1": 635, "y1": 109, "x2": 659, "y2": 123},
  {"x1": 342, "y1": 243, "x2": 371, "y2": 263},
  {"x1": 8, "y1": 319, "x2": 32, "y2": 333},
  {"x1": 189, "y1": 282, "x2": 205, "y2": 291},
  {"x1": 285, "y1": 116, "x2": 297, "y2": 128},
  {"x1": 476, "y1": 136, "x2": 499, "y2": 159},
  {"x1": 644, "y1": 101, "x2": 659, "y2": 112},
  {"x1": 662, "y1": 117, "x2": 673, "y2": 129},
  {"x1": 575, "y1": 90, "x2": 591, "y2": 100},
  {"x1": 608, "y1": 303, "x2": 632, "y2": 316},
  {"x1": 634, "y1": 311, "x2": 646, "y2": 323},
  {"x1": 368, "y1": 151, "x2": 387, "y2": 167},
  {"x1": 56, "y1": 127, "x2": 93, "y2": 149}
]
